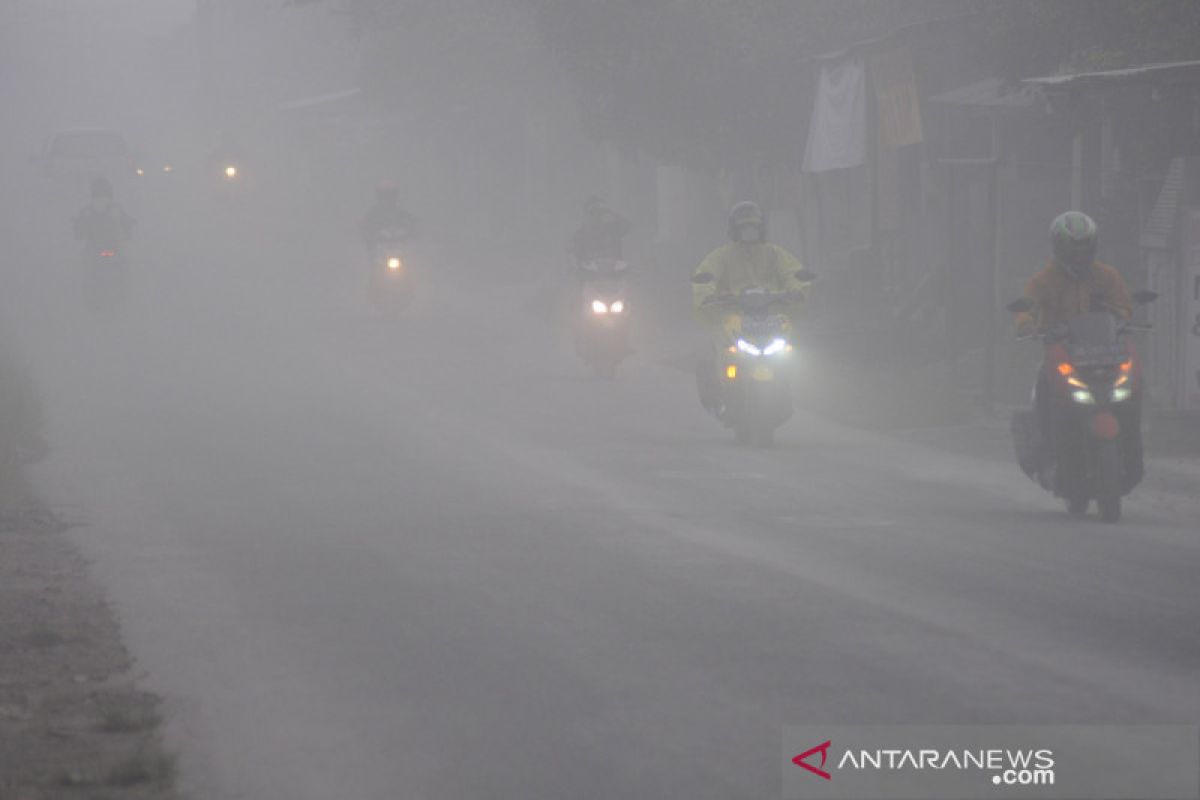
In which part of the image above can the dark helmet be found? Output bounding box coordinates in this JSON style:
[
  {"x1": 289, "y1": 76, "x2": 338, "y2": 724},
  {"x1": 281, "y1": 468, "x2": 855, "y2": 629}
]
[
  {"x1": 90, "y1": 176, "x2": 113, "y2": 199},
  {"x1": 1050, "y1": 211, "x2": 1098, "y2": 280},
  {"x1": 375, "y1": 179, "x2": 399, "y2": 204},
  {"x1": 728, "y1": 200, "x2": 766, "y2": 242}
]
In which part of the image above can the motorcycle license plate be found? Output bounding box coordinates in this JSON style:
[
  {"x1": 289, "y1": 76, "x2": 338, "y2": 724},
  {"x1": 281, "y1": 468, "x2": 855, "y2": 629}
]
[{"x1": 751, "y1": 365, "x2": 774, "y2": 381}]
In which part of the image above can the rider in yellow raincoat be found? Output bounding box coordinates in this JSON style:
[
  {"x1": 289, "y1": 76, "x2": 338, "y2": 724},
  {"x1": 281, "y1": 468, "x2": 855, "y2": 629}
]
[
  {"x1": 693, "y1": 202, "x2": 810, "y2": 328},
  {"x1": 692, "y1": 201, "x2": 812, "y2": 413}
]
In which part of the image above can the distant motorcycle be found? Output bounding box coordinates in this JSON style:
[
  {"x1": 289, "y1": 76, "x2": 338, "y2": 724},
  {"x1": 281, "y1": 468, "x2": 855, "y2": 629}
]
[
  {"x1": 367, "y1": 227, "x2": 416, "y2": 315},
  {"x1": 1007, "y1": 290, "x2": 1157, "y2": 522},
  {"x1": 81, "y1": 240, "x2": 128, "y2": 310},
  {"x1": 575, "y1": 259, "x2": 631, "y2": 379},
  {"x1": 212, "y1": 160, "x2": 246, "y2": 206},
  {"x1": 74, "y1": 206, "x2": 131, "y2": 311},
  {"x1": 693, "y1": 270, "x2": 813, "y2": 447}
]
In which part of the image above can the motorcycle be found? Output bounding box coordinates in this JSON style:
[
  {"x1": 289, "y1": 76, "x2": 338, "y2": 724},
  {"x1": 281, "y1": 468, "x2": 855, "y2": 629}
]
[
  {"x1": 81, "y1": 240, "x2": 128, "y2": 310},
  {"x1": 367, "y1": 227, "x2": 416, "y2": 314},
  {"x1": 575, "y1": 259, "x2": 631, "y2": 379},
  {"x1": 1006, "y1": 290, "x2": 1157, "y2": 522},
  {"x1": 213, "y1": 160, "x2": 246, "y2": 206},
  {"x1": 692, "y1": 270, "x2": 813, "y2": 447}
]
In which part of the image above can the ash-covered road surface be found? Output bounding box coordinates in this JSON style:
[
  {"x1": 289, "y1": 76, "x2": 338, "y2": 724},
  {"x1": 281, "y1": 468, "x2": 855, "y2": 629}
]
[{"x1": 17, "y1": 216, "x2": 1200, "y2": 800}]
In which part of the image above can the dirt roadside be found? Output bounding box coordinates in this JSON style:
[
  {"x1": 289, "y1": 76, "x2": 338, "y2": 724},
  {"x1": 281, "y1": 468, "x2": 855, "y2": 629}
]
[{"x1": 0, "y1": 485, "x2": 178, "y2": 800}]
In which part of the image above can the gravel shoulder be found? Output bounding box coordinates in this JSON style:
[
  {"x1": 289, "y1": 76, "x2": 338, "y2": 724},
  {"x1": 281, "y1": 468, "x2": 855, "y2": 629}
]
[{"x1": 0, "y1": 484, "x2": 177, "y2": 800}]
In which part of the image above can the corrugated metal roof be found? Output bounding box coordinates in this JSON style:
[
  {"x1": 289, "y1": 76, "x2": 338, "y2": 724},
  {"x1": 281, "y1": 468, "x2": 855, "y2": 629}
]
[
  {"x1": 1025, "y1": 60, "x2": 1200, "y2": 88},
  {"x1": 1141, "y1": 157, "x2": 1186, "y2": 251},
  {"x1": 929, "y1": 78, "x2": 1042, "y2": 110}
]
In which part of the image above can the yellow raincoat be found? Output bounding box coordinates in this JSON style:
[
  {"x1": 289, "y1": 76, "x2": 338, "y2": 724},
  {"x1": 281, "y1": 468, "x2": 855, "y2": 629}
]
[{"x1": 692, "y1": 242, "x2": 811, "y2": 335}]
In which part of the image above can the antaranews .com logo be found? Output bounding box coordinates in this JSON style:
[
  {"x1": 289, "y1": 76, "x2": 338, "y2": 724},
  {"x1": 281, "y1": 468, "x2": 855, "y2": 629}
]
[
  {"x1": 792, "y1": 738, "x2": 1055, "y2": 787},
  {"x1": 782, "y1": 725, "x2": 1199, "y2": 800}
]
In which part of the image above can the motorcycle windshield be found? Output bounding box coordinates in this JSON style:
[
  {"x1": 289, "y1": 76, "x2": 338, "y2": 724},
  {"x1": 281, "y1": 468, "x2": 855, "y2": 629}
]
[
  {"x1": 1065, "y1": 312, "x2": 1123, "y2": 365},
  {"x1": 737, "y1": 289, "x2": 779, "y2": 319}
]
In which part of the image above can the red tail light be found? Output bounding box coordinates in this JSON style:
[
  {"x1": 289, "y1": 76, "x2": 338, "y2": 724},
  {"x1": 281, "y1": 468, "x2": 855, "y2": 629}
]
[{"x1": 99, "y1": 250, "x2": 116, "y2": 258}]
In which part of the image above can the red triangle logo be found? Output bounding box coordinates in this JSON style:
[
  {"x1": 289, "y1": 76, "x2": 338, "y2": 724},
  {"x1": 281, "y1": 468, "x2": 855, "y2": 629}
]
[{"x1": 792, "y1": 740, "x2": 832, "y2": 780}]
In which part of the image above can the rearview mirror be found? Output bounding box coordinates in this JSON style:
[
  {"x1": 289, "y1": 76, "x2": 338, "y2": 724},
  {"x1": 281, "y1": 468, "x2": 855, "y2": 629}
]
[
  {"x1": 1006, "y1": 297, "x2": 1034, "y2": 314},
  {"x1": 794, "y1": 268, "x2": 817, "y2": 283},
  {"x1": 691, "y1": 272, "x2": 715, "y2": 285},
  {"x1": 1133, "y1": 289, "x2": 1158, "y2": 305}
]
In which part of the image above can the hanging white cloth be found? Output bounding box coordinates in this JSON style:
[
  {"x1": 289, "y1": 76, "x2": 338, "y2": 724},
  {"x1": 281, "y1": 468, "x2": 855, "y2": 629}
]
[{"x1": 802, "y1": 57, "x2": 867, "y2": 173}]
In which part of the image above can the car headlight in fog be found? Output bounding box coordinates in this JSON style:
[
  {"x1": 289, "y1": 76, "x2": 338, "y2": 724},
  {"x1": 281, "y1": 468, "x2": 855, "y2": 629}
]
[
  {"x1": 387, "y1": 257, "x2": 402, "y2": 271},
  {"x1": 609, "y1": 300, "x2": 625, "y2": 314},
  {"x1": 135, "y1": 167, "x2": 145, "y2": 176},
  {"x1": 224, "y1": 165, "x2": 238, "y2": 178},
  {"x1": 163, "y1": 164, "x2": 173, "y2": 173},
  {"x1": 591, "y1": 300, "x2": 608, "y2": 314},
  {"x1": 1071, "y1": 389, "x2": 1095, "y2": 405},
  {"x1": 1112, "y1": 386, "x2": 1132, "y2": 403}
]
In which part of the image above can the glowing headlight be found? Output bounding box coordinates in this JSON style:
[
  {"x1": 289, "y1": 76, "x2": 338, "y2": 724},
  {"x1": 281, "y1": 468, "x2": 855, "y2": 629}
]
[
  {"x1": 386, "y1": 256, "x2": 402, "y2": 271},
  {"x1": 609, "y1": 300, "x2": 625, "y2": 314},
  {"x1": 591, "y1": 300, "x2": 608, "y2": 314},
  {"x1": 1071, "y1": 389, "x2": 1095, "y2": 405},
  {"x1": 135, "y1": 167, "x2": 145, "y2": 176},
  {"x1": 736, "y1": 339, "x2": 762, "y2": 357},
  {"x1": 1066, "y1": 375, "x2": 1089, "y2": 389},
  {"x1": 763, "y1": 338, "x2": 789, "y2": 356},
  {"x1": 162, "y1": 164, "x2": 173, "y2": 173},
  {"x1": 1112, "y1": 386, "x2": 1132, "y2": 403},
  {"x1": 224, "y1": 165, "x2": 238, "y2": 178}
]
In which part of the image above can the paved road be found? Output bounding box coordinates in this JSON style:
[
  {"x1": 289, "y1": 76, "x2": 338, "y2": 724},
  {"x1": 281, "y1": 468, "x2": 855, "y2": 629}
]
[{"x1": 15, "y1": 212, "x2": 1200, "y2": 800}]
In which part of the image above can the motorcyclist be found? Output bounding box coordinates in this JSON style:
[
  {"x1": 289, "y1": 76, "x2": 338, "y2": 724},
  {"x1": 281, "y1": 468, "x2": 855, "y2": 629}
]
[
  {"x1": 570, "y1": 196, "x2": 631, "y2": 266},
  {"x1": 692, "y1": 201, "x2": 812, "y2": 414},
  {"x1": 1015, "y1": 211, "x2": 1136, "y2": 487},
  {"x1": 1015, "y1": 211, "x2": 1132, "y2": 336},
  {"x1": 360, "y1": 180, "x2": 419, "y2": 248},
  {"x1": 73, "y1": 177, "x2": 133, "y2": 246}
]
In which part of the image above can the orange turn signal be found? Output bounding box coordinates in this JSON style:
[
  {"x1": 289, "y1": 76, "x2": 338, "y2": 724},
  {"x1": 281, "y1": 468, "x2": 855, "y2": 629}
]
[{"x1": 725, "y1": 364, "x2": 737, "y2": 380}]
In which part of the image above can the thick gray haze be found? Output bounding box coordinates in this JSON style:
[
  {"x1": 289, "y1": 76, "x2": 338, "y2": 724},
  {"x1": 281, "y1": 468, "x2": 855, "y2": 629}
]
[{"x1": 2, "y1": 2, "x2": 1198, "y2": 799}]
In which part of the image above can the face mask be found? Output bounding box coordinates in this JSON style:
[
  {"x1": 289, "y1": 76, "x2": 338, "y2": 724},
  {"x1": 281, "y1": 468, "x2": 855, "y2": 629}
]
[{"x1": 736, "y1": 225, "x2": 761, "y2": 244}]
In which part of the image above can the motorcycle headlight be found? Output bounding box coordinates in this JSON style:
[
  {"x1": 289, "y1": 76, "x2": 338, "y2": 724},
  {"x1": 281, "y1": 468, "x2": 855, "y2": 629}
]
[
  {"x1": 609, "y1": 300, "x2": 625, "y2": 314},
  {"x1": 1071, "y1": 389, "x2": 1095, "y2": 405},
  {"x1": 763, "y1": 337, "x2": 789, "y2": 356},
  {"x1": 386, "y1": 256, "x2": 402, "y2": 271},
  {"x1": 135, "y1": 167, "x2": 145, "y2": 177},
  {"x1": 736, "y1": 339, "x2": 762, "y2": 357},
  {"x1": 591, "y1": 300, "x2": 608, "y2": 314},
  {"x1": 224, "y1": 165, "x2": 238, "y2": 178}
]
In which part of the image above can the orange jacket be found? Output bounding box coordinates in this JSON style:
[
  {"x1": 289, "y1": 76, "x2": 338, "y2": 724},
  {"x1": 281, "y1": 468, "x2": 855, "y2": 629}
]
[{"x1": 1016, "y1": 260, "x2": 1132, "y2": 335}]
